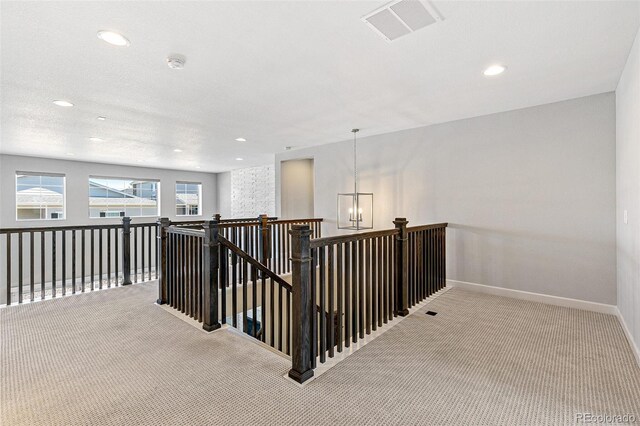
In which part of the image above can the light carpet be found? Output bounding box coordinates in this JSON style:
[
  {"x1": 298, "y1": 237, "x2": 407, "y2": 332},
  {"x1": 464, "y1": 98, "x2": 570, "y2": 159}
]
[{"x1": 2, "y1": 282, "x2": 639, "y2": 425}]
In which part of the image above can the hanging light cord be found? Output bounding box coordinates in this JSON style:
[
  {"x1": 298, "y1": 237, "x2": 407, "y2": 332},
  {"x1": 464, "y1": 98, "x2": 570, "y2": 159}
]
[{"x1": 353, "y1": 129, "x2": 359, "y2": 195}]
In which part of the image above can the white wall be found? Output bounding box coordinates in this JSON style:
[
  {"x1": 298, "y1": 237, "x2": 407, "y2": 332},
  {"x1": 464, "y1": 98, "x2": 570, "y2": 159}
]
[
  {"x1": 276, "y1": 93, "x2": 617, "y2": 305},
  {"x1": 616, "y1": 26, "x2": 640, "y2": 354},
  {"x1": 0, "y1": 154, "x2": 218, "y2": 227},
  {"x1": 216, "y1": 171, "x2": 232, "y2": 218},
  {"x1": 280, "y1": 159, "x2": 314, "y2": 219}
]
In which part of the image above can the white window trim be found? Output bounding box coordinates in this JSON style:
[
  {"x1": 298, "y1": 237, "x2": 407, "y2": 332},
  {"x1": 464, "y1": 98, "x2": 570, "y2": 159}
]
[
  {"x1": 175, "y1": 181, "x2": 202, "y2": 217},
  {"x1": 15, "y1": 171, "x2": 67, "y2": 222}
]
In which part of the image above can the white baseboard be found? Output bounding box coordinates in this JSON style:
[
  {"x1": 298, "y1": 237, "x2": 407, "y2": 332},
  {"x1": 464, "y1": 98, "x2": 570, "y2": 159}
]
[
  {"x1": 447, "y1": 279, "x2": 640, "y2": 369},
  {"x1": 615, "y1": 308, "x2": 640, "y2": 368},
  {"x1": 446, "y1": 279, "x2": 618, "y2": 315}
]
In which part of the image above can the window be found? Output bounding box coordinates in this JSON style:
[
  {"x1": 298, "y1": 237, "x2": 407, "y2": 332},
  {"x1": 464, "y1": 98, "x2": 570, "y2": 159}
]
[
  {"x1": 16, "y1": 172, "x2": 66, "y2": 220},
  {"x1": 176, "y1": 182, "x2": 202, "y2": 216},
  {"x1": 89, "y1": 177, "x2": 160, "y2": 218}
]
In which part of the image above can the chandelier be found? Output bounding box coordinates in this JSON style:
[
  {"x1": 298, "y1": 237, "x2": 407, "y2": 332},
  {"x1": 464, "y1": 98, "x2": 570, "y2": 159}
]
[{"x1": 337, "y1": 129, "x2": 373, "y2": 230}]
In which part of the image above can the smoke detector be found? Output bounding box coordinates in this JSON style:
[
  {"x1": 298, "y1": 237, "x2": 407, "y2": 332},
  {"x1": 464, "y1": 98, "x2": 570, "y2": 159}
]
[
  {"x1": 362, "y1": 0, "x2": 443, "y2": 42},
  {"x1": 166, "y1": 54, "x2": 186, "y2": 70}
]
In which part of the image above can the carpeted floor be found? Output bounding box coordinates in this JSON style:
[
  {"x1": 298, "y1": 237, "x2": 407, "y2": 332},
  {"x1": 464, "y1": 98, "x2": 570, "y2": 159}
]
[{"x1": 1, "y1": 282, "x2": 639, "y2": 425}]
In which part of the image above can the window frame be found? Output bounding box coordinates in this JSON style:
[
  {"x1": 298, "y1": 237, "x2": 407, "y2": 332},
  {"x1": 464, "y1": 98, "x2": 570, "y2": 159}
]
[
  {"x1": 15, "y1": 171, "x2": 67, "y2": 222},
  {"x1": 88, "y1": 175, "x2": 161, "y2": 219},
  {"x1": 175, "y1": 181, "x2": 203, "y2": 217}
]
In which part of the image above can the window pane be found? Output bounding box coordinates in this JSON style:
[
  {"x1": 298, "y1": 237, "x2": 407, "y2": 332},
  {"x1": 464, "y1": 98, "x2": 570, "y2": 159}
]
[
  {"x1": 175, "y1": 182, "x2": 201, "y2": 216},
  {"x1": 16, "y1": 173, "x2": 65, "y2": 220},
  {"x1": 89, "y1": 177, "x2": 159, "y2": 218}
]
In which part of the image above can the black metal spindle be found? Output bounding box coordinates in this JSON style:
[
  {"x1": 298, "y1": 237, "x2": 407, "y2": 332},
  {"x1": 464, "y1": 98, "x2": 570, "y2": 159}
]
[
  {"x1": 141, "y1": 226, "x2": 145, "y2": 282},
  {"x1": 90, "y1": 229, "x2": 95, "y2": 291},
  {"x1": 242, "y1": 258, "x2": 248, "y2": 334},
  {"x1": 98, "y1": 228, "x2": 103, "y2": 290},
  {"x1": 6, "y1": 234, "x2": 11, "y2": 305},
  {"x1": 328, "y1": 244, "x2": 335, "y2": 357},
  {"x1": 319, "y1": 246, "x2": 326, "y2": 363},
  {"x1": 232, "y1": 245, "x2": 238, "y2": 328},
  {"x1": 61, "y1": 230, "x2": 66, "y2": 296},
  {"x1": 372, "y1": 237, "x2": 378, "y2": 330},
  {"x1": 72, "y1": 230, "x2": 76, "y2": 294},
  {"x1": 148, "y1": 225, "x2": 152, "y2": 280},
  {"x1": 81, "y1": 230, "x2": 86, "y2": 292},
  {"x1": 269, "y1": 277, "x2": 275, "y2": 346},
  {"x1": 337, "y1": 243, "x2": 343, "y2": 352},
  {"x1": 30, "y1": 231, "x2": 34, "y2": 301},
  {"x1": 220, "y1": 244, "x2": 227, "y2": 324},
  {"x1": 114, "y1": 228, "x2": 119, "y2": 285},
  {"x1": 278, "y1": 283, "x2": 283, "y2": 352},
  {"x1": 344, "y1": 241, "x2": 351, "y2": 348},
  {"x1": 40, "y1": 231, "x2": 45, "y2": 299},
  {"x1": 107, "y1": 228, "x2": 111, "y2": 287},
  {"x1": 52, "y1": 230, "x2": 56, "y2": 298},
  {"x1": 261, "y1": 274, "x2": 266, "y2": 342},
  {"x1": 358, "y1": 239, "x2": 364, "y2": 339},
  {"x1": 352, "y1": 240, "x2": 358, "y2": 343},
  {"x1": 365, "y1": 238, "x2": 371, "y2": 335},
  {"x1": 310, "y1": 247, "x2": 317, "y2": 366},
  {"x1": 18, "y1": 232, "x2": 23, "y2": 303},
  {"x1": 134, "y1": 226, "x2": 138, "y2": 283}
]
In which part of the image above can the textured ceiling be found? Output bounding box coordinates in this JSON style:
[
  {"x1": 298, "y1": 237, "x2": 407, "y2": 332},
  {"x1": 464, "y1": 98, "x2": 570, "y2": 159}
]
[{"x1": 1, "y1": 1, "x2": 638, "y2": 172}]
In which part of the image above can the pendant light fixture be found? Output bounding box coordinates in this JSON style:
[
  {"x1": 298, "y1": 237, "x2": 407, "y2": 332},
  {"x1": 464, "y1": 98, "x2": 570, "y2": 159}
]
[{"x1": 337, "y1": 129, "x2": 373, "y2": 230}]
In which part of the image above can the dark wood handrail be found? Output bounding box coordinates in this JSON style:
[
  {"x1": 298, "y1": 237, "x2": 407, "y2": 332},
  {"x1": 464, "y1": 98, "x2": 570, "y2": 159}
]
[
  {"x1": 220, "y1": 217, "x2": 277, "y2": 223},
  {"x1": 310, "y1": 228, "x2": 399, "y2": 249},
  {"x1": 218, "y1": 235, "x2": 292, "y2": 292},
  {"x1": 0, "y1": 217, "x2": 320, "y2": 234},
  {"x1": 407, "y1": 222, "x2": 448, "y2": 233},
  {"x1": 0, "y1": 223, "x2": 128, "y2": 234},
  {"x1": 271, "y1": 218, "x2": 323, "y2": 225}
]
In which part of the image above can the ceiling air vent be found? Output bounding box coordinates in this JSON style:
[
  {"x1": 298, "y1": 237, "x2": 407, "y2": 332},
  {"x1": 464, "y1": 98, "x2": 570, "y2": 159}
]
[{"x1": 362, "y1": 0, "x2": 443, "y2": 42}]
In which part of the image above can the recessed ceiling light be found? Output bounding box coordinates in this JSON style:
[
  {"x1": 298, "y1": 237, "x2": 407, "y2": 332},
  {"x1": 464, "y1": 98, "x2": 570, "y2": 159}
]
[
  {"x1": 53, "y1": 100, "x2": 74, "y2": 107},
  {"x1": 235, "y1": 137, "x2": 247, "y2": 142},
  {"x1": 166, "y1": 54, "x2": 186, "y2": 70},
  {"x1": 89, "y1": 137, "x2": 104, "y2": 142},
  {"x1": 66, "y1": 153, "x2": 75, "y2": 156},
  {"x1": 235, "y1": 157, "x2": 243, "y2": 161},
  {"x1": 195, "y1": 166, "x2": 201, "y2": 169},
  {"x1": 97, "y1": 116, "x2": 106, "y2": 121},
  {"x1": 97, "y1": 30, "x2": 130, "y2": 47},
  {"x1": 483, "y1": 64, "x2": 507, "y2": 76},
  {"x1": 173, "y1": 148, "x2": 183, "y2": 153}
]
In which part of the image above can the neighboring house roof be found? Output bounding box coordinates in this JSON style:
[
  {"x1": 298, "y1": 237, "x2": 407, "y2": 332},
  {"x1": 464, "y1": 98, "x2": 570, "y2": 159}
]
[
  {"x1": 88, "y1": 198, "x2": 157, "y2": 207},
  {"x1": 16, "y1": 187, "x2": 158, "y2": 208},
  {"x1": 17, "y1": 186, "x2": 198, "y2": 209},
  {"x1": 89, "y1": 181, "x2": 137, "y2": 199},
  {"x1": 176, "y1": 193, "x2": 199, "y2": 205},
  {"x1": 16, "y1": 187, "x2": 63, "y2": 207}
]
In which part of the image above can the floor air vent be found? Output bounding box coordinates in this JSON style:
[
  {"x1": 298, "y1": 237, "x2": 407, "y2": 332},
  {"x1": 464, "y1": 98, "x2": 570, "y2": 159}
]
[
  {"x1": 362, "y1": 0, "x2": 443, "y2": 42},
  {"x1": 426, "y1": 311, "x2": 438, "y2": 316}
]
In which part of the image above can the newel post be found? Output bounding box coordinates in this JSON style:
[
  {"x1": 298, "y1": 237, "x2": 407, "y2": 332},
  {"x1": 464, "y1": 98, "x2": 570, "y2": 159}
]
[
  {"x1": 288, "y1": 224, "x2": 314, "y2": 384},
  {"x1": 122, "y1": 217, "x2": 132, "y2": 286},
  {"x1": 202, "y1": 219, "x2": 221, "y2": 332},
  {"x1": 156, "y1": 218, "x2": 170, "y2": 304},
  {"x1": 393, "y1": 218, "x2": 409, "y2": 316},
  {"x1": 258, "y1": 214, "x2": 270, "y2": 268}
]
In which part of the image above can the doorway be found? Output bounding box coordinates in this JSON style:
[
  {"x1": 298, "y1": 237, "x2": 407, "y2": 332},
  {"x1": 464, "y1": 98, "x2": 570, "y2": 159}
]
[{"x1": 280, "y1": 159, "x2": 314, "y2": 219}]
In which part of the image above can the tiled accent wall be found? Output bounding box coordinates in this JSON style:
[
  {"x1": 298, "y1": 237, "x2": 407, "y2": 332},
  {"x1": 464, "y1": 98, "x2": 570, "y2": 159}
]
[{"x1": 231, "y1": 165, "x2": 276, "y2": 218}]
